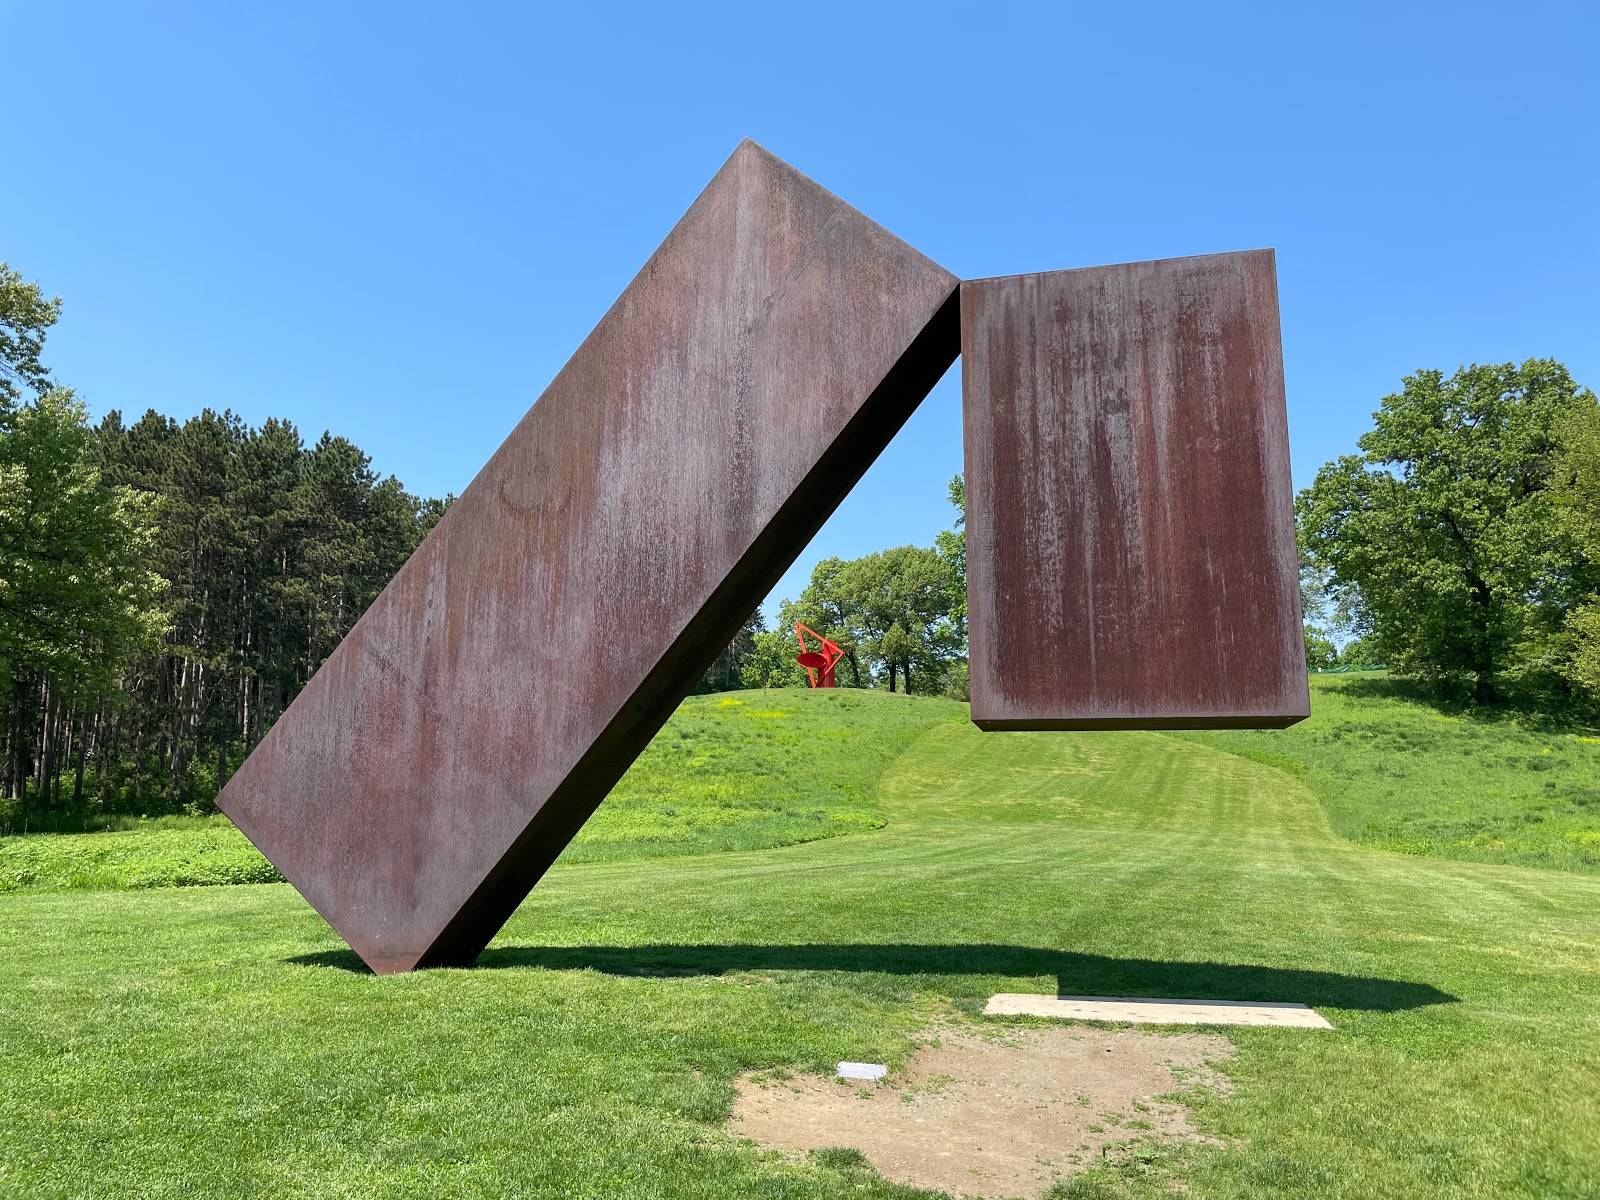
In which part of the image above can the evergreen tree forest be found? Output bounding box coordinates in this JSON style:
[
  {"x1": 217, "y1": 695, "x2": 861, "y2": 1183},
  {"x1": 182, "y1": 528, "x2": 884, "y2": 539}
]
[{"x1": 77, "y1": 411, "x2": 448, "y2": 813}]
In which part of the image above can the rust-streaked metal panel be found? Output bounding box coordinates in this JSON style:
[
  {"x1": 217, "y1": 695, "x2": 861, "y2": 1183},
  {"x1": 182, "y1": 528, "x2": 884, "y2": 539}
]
[
  {"x1": 217, "y1": 140, "x2": 959, "y2": 973},
  {"x1": 961, "y1": 251, "x2": 1308, "y2": 731}
]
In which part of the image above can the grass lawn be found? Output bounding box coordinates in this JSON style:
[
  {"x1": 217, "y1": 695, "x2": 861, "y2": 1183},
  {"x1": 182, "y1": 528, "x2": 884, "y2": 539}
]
[
  {"x1": 1187, "y1": 674, "x2": 1600, "y2": 873},
  {"x1": 1, "y1": 687, "x2": 1597, "y2": 1197},
  {"x1": 0, "y1": 815, "x2": 282, "y2": 893}
]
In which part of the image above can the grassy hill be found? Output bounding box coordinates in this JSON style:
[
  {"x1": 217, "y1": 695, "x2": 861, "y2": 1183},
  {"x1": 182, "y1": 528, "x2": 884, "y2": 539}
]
[
  {"x1": 559, "y1": 690, "x2": 965, "y2": 862},
  {"x1": 0, "y1": 686, "x2": 1596, "y2": 1196},
  {"x1": 1187, "y1": 674, "x2": 1600, "y2": 873},
  {"x1": 10, "y1": 674, "x2": 1599, "y2": 896}
]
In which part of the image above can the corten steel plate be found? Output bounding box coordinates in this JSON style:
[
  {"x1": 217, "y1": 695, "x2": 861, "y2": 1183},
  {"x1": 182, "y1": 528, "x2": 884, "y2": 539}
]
[
  {"x1": 217, "y1": 140, "x2": 960, "y2": 973},
  {"x1": 961, "y1": 251, "x2": 1309, "y2": 731}
]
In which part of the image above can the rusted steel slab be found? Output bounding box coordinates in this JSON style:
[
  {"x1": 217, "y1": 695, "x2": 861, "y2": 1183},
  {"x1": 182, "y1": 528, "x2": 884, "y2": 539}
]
[
  {"x1": 217, "y1": 140, "x2": 959, "y2": 973},
  {"x1": 961, "y1": 251, "x2": 1308, "y2": 731}
]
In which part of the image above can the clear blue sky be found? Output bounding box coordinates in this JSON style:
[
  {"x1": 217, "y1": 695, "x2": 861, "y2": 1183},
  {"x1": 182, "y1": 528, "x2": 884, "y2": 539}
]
[{"x1": 3, "y1": 2, "x2": 1595, "y2": 619}]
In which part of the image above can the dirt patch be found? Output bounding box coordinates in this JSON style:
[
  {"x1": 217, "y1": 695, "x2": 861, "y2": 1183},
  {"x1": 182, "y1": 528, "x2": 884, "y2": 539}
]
[{"x1": 729, "y1": 1025, "x2": 1232, "y2": 1198}]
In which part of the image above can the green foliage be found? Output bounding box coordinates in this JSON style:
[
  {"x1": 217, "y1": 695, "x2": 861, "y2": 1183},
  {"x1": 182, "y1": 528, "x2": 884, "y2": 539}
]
[
  {"x1": 0, "y1": 265, "x2": 167, "y2": 820},
  {"x1": 1551, "y1": 402, "x2": 1600, "y2": 694},
  {"x1": 740, "y1": 627, "x2": 809, "y2": 689},
  {"x1": 763, "y1": 481, "x2": 968, "y2": 695},
  {"x1": 1562, "y1": 603, "x2": 1600, "y2": 693},
  {"x1": 0, "y1": 262, "x2": 60, "y2": 407},
  {"x1": 933, "y1": 473, "x2": 966, "y2": 629},
  {"x1": 1187, "y1": 674, "x2": 1600, "y2": 872},
  {"x1": 0, "y1": 271, "x2": 170, "y2": 814},
  {"x1": 774, "y1": 555, "x2": 868, "y2": 686},
  {"x1": 0, "y1": 264, "x2": 453, "y2": 821},
  {"x1": 1297, "y1": 359, "x2": 1597, "y2": 704},
  {"x1": 693, "y1": 609, "x2": 764, "y2": 694},
  {"x1": 1, "y1": 692, "x2": 1596, "y2": 1197},
  {"x1": 1335, "y1": 635, "x2": 1382, "y2": 669},
  {"x1": 777, "y1": 545, "x2": 963, "y2": 695},
  {"x1": 0, "y1": 390, "x2": 167, "y2": 692},
  {"x1": 940, "y1": 657, "x2": 969, "y2": 702},
  {"x1": 1303, "y1": 626, "x2": 1338, "y2": 669},
  {"x1": 1, "y1": 407, "x2": 446, "y2": 819}
]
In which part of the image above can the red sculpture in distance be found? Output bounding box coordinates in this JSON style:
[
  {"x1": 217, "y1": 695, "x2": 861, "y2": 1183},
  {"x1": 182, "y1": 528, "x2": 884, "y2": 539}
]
[{"x1": 794, "y1": 623, "x2": 843, "y2": 688}]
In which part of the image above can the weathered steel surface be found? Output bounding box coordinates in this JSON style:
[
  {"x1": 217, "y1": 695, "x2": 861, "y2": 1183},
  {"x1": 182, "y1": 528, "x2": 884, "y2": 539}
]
[
  {"x1": 961, "y1": 251, "x2": 1308, "y2": 731},
  {"x1": 217, "y1": 140, "x2": 960, "y2": 973}
]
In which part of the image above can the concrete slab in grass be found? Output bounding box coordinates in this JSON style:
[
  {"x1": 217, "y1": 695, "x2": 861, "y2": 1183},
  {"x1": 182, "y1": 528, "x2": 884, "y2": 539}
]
[
  {"x1": 986, "y1": 993, "x2": 1333, "y2": 1029},
  {"x1": 836, "y1": 1062, "x2": 887, "y2": 1081}
]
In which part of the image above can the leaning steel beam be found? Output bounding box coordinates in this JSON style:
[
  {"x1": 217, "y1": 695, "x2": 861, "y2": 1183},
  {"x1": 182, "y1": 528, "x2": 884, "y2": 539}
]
[
  {"x1": 217, "y1": 140, "x2": 960, "y2": 973},
  {"x1": 961, "y1": 252, "x2": 1309, "y2": 730}
]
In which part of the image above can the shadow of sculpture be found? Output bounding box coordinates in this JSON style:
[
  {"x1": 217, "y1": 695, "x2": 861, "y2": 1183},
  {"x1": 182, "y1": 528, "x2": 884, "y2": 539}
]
[{"x1": 287, "y1": 942, "x2": 1456, "y2": 1013}]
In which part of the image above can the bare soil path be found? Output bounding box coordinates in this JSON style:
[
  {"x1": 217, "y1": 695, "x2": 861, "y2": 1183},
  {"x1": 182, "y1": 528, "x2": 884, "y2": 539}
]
[{"x1": 730, "y1": 1024, "x2": 1232, "y2": 1198}]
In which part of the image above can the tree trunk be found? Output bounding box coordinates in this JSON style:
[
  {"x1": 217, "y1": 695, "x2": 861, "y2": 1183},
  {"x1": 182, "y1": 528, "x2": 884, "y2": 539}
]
[
  {"x1": 55, "y1": 703, "x2": 73, "y2": 806},
  {"x1": 10, "y1": 691, "x2": 26, "y2": 802},
  {"x1": 38, "y1": 682, "x2": 56, "y2": 808},
  {"x1": 1466, "y1": 572, "x2": 1498, "y2": 706},
  {"x1": 1474, "y1": 671, "x2": 1499, "y2": 705},
  {"x1": 132, "y1": 725, "x2": 147, "y2": 805},
  {"x1": 3, "y1": 692, "x2": 16, "y2": 800},
  {"x1": 72, "y1": 712, "x2": 90, "y2": 808}
]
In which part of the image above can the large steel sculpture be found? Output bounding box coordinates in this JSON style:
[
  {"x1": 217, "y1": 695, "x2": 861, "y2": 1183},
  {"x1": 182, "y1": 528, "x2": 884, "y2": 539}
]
[{"x1": 217, "y1": 140, "x2": 1307, "y2": 974}]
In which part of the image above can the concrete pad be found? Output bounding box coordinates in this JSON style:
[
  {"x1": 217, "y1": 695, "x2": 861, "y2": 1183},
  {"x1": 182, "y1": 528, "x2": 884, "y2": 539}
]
[
  {"x1": 837, "y1": 1062, "x2": 887, "y2": 1081},
  {"x1": 985, "y1": 993, "x2": 1333, "y2": 1029}
]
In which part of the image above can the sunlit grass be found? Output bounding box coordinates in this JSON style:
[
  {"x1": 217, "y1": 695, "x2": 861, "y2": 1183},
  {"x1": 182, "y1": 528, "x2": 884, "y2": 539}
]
[
  {"x1": 0, "y1": 689, "x2": 1595, "y2": 1197},
  {"x1": 1186, "y1": 674, "x2": 1600, "y2": 872},
  {"x1": 0, "y1": 814, "x2": 280, "y2": 893},
  {"x1": 563, "y1": 689, "x2": 964, "y2": 862}
]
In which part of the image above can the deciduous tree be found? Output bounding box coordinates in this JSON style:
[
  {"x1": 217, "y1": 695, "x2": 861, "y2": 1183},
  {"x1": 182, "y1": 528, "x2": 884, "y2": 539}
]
[
  {"x1": 1550, "y1": 400, "x2": 1600, "y2": 693},
  {"x1": 0, "y1": 263, "x2": 60, "y2": 407},
  {"x1": 1298, "y1": 360, "x2": 1596, "y2": 703}
]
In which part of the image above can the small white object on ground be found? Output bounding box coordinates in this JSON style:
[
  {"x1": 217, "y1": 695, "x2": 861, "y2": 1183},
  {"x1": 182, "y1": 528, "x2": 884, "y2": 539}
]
[
  {"x1": 836, "y1": 1061, "x2": 888, "y2": 1080},
  {"x1": 985, "y1": 993, "x2": 1333, "y2": 1029}
]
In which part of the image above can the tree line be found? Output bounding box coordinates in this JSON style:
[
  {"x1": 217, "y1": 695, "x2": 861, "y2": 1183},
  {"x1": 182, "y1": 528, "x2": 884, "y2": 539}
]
[{"x1": 746, "y1": 512, "x2": 968, "y2": 696}]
